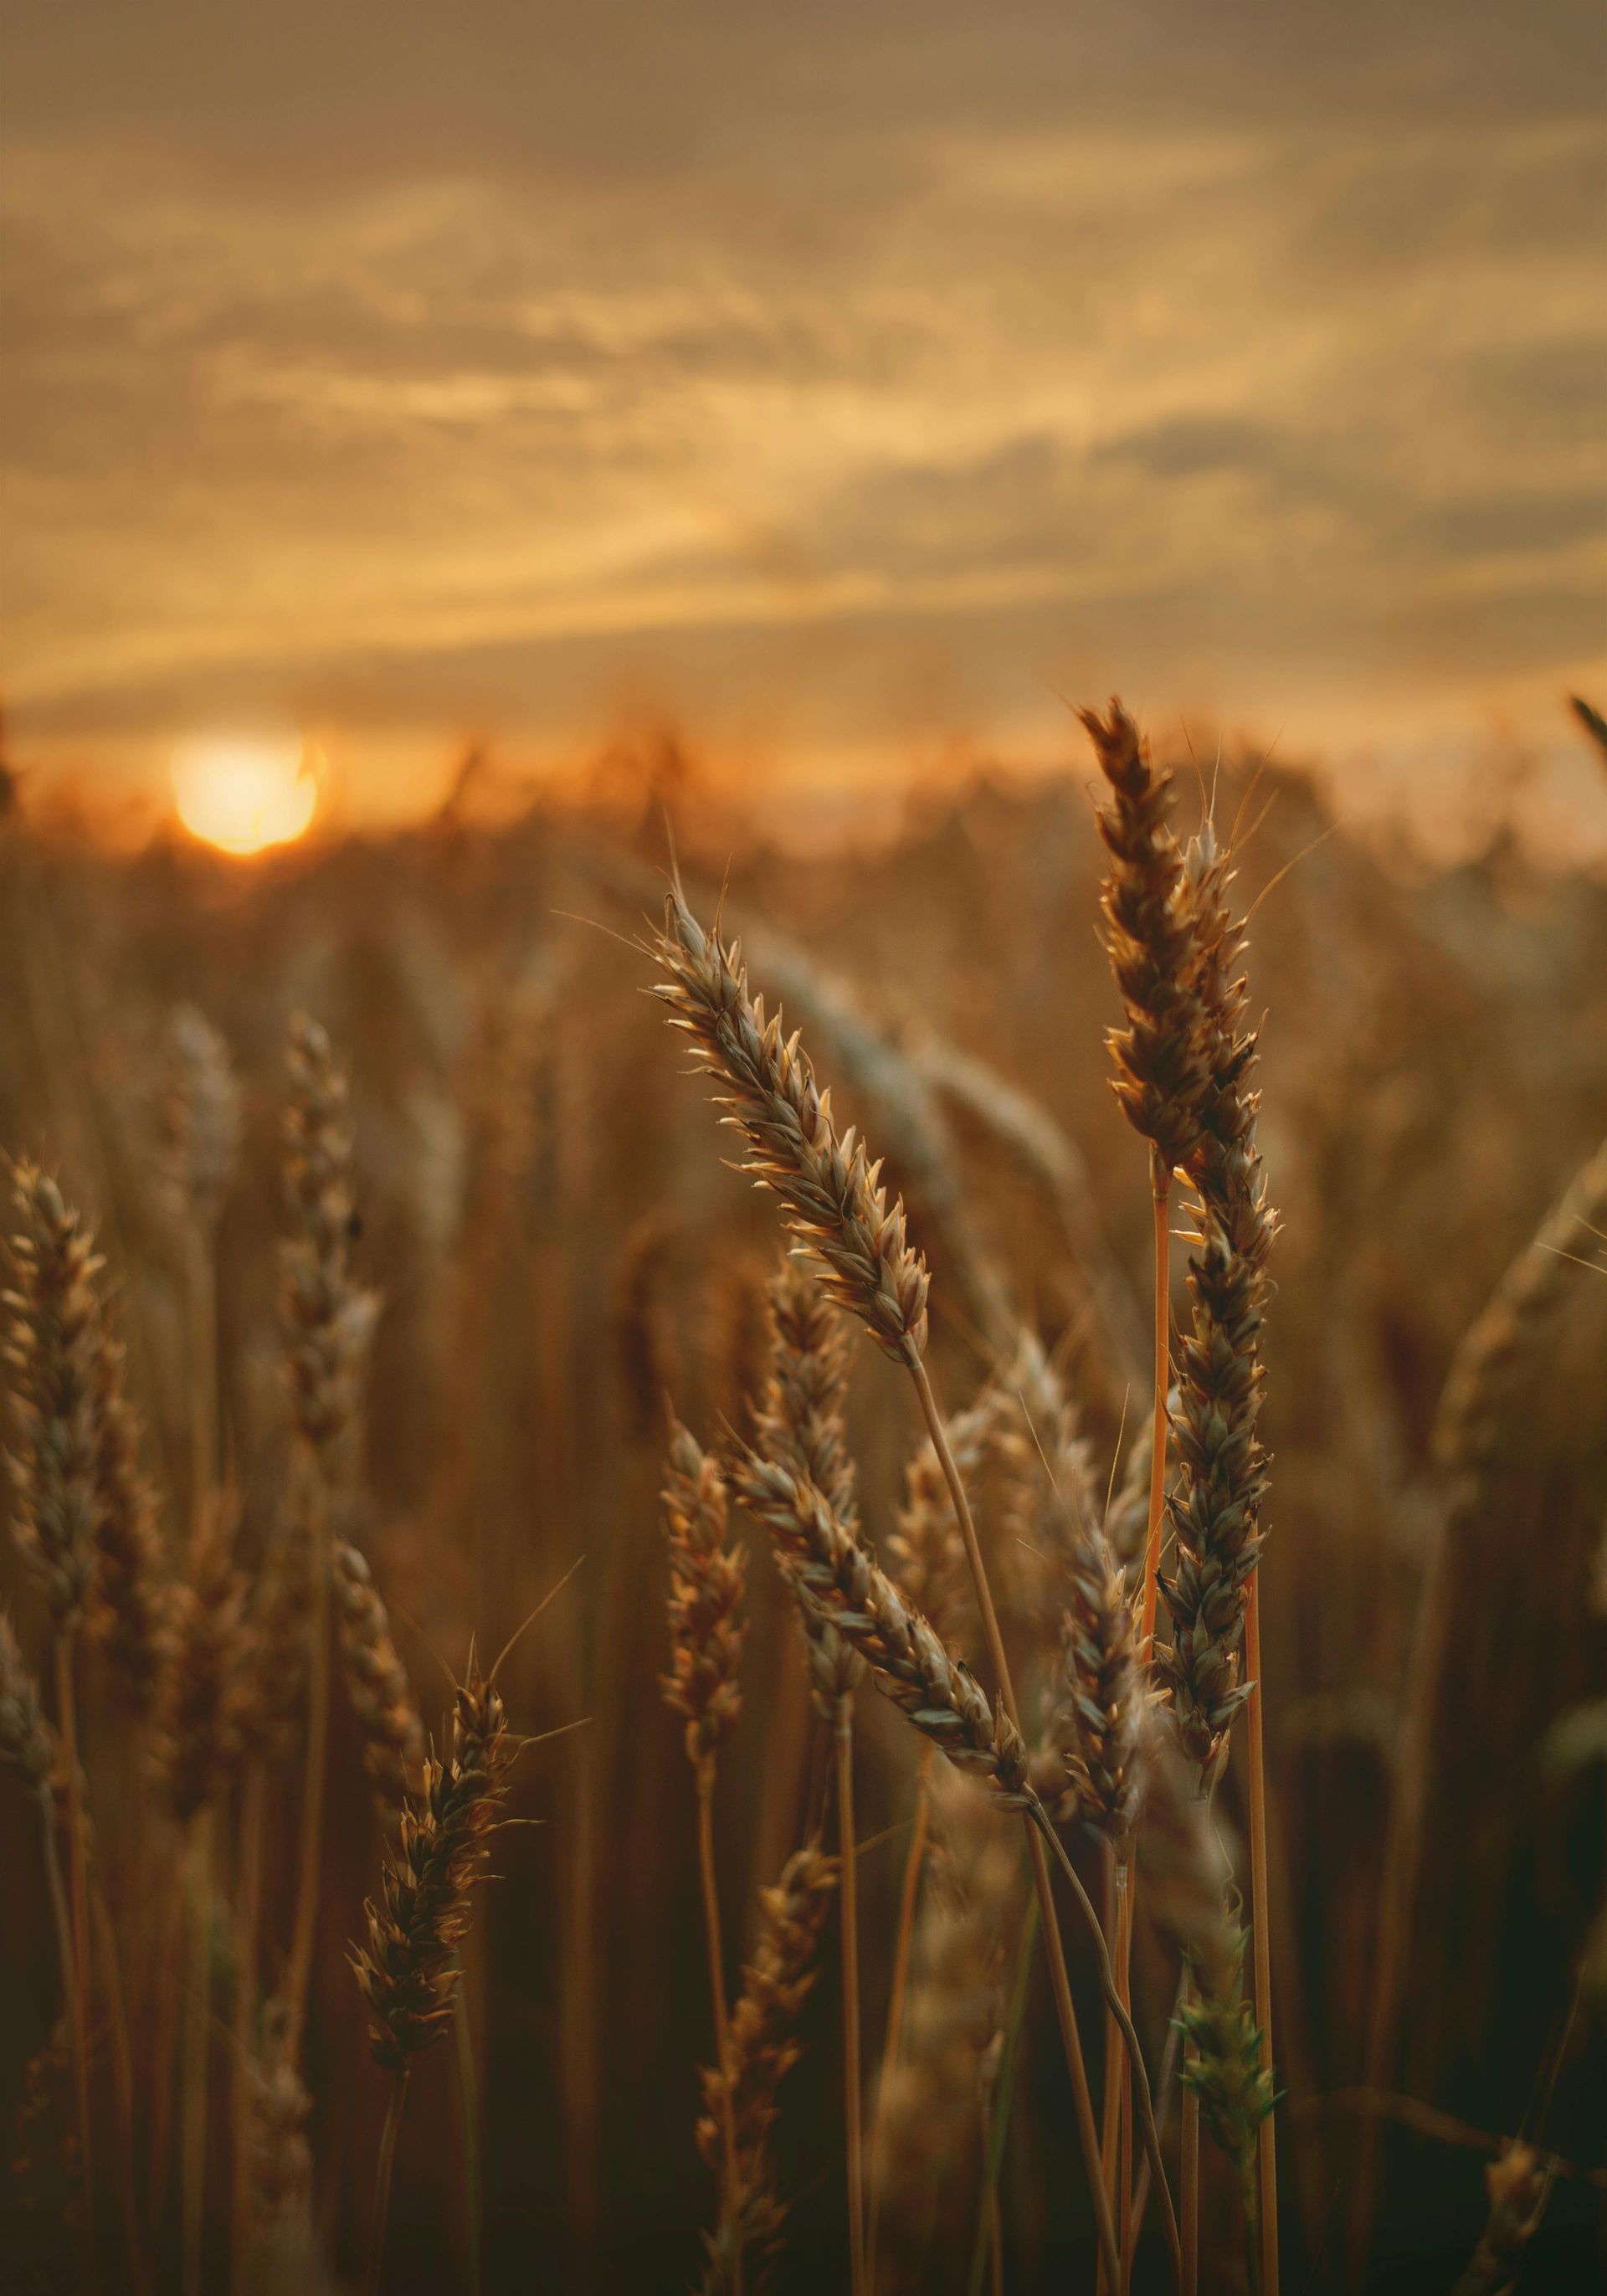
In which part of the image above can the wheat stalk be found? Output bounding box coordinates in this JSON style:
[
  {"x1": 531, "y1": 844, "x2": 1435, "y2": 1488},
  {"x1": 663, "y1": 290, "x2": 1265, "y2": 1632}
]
[
  {"x1": 5, "y1": 1161, "x2": 105, "y2": 2237},
  {"x1": 745, "y1": 1258, "x2": 869, "y2": 2289},
  {"x1": 660, "y1": 1416, "x2": 747, "y2": 2288},
  {"x1": 697, "y1": 1843, "x2": 839, "y2": 2294},
  {"x1": 332, "y1": 1538, "x2": 426, "y2": 1819},
  {"x1": 651, "y1": 886, "x2": 1152, "y2": 2290},
  {"x1": 352, "y1": 1653, "x2": 513, "y2": 2293},
  {"x1": 280, "y1": 1015, "x2": 378, "y2": 2034}
]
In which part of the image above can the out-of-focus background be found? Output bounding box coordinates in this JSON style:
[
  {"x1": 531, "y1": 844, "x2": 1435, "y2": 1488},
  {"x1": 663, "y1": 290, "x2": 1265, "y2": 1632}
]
[
  {"x1": 3, "y1": 3, "x2": 1605, "y2": 856},
  {"x1": 3, "y1": 6, "x2": 1606, "y2": 2292}
]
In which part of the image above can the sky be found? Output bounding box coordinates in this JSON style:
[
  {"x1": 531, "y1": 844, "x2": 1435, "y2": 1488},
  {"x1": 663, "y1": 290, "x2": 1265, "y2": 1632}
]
[{"x1": 4, "y1": 4, "x2": 1605, "y2": 845}]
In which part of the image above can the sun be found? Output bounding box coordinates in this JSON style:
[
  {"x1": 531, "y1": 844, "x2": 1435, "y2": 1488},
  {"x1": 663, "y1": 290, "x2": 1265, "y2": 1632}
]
[{"x1": 172, "y1": 733, "x2": 319, "y2": 855}]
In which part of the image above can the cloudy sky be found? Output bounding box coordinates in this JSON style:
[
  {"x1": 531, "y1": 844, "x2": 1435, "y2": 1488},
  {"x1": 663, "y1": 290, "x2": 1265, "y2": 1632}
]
[{"x1": 4, "y1": 4, "x2": 1604, "y2": 834}]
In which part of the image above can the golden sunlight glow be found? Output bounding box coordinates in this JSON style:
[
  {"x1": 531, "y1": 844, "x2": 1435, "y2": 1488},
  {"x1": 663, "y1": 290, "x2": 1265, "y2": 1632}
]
[{"x1": 172, "y1": 734, "x2": 319, "y2": 855}]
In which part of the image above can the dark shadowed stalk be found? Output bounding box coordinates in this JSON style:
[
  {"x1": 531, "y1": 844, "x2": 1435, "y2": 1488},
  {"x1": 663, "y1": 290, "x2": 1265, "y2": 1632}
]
[
  {"x1": 834, "y1": 1694, "x2": 867, "y2": 2296},
  {"x1": 367, "y1": 2073, "x2": 409, "y2": 2296},
  {"x1": 1350, "y1": 1133, "x2": 1607, "y2": 2292}
]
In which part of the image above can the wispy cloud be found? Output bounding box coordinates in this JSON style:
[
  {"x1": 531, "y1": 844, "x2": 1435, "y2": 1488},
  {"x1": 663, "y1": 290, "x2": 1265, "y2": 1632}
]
[{"x1": 3, "y1": 8, "x2": 1603, "y2": 823}]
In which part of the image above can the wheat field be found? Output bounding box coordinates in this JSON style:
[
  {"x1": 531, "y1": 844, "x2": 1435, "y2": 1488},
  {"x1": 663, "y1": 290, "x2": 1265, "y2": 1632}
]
[{"x1": 1, "y1": 709, "x2": 1604, "y2": 2295}]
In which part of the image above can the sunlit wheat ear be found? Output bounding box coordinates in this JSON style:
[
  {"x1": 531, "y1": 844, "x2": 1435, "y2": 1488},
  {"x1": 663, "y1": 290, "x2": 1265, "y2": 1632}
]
[
  {"x1": 730, "y1": 1448, "x2": 1030, "y2": 1805},
  {"x1": 278, "y1": 1015, "x2": 379, "y2": 1464},
  {"x1": 1451, "y1": 2143, "x2": 1551, "y2": 2296},
  {"x1": 350, "y1": 1654, "x2": 514, "y2": 2072},
  {"x1": 162, "y1": 1003, "x2": 242, "y2": 1233},
  {"x1": 4, "y1": 1162, "x2": 105, "y2": 1629},
  {"x1": 157, "y1": 1494, "x2": 249, "y2": 1824},
  {"x1": 697, "y1": 1843, "x2": 839, "y2": 2296},
  {"x1": 333, "y1": 1538, "x2": 427, "y2": 1818},
  {"x1": 648, "y1": 882, "x2": 930, "y2": 1365},
  {"x1": 751, "y1": 1260, "x2": 865, "y2": 1715},
  {"x1": 660, "y1": 1416, "x2": 747, "y2": 1765},
  {"x1": 89, "y1": 1323, "x2": 172, "y2": 1713},
  {"x1": 1158, "y1": 828, "x2": 1276, "y2": 1786},
  {"x1": 1082, "y1": 698, "x2": 1208, "y2": 1176},
  {"x1": 1055, "y1": 1539, "x2": 1147, "y2": 1844}
]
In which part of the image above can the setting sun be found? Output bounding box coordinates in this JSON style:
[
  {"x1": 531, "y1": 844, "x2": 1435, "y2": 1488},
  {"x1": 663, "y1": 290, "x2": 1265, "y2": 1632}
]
[{"x1": 172, "y1": 733, "x2": 319, "y2": 855}]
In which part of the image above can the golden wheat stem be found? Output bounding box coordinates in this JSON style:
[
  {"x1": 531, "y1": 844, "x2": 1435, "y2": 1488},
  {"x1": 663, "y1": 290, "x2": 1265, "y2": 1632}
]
[
  {"x1": 54, "y1": 1626, "x2": 96, "y2": 2268},
  {"x1": 911, "y1": 1355, "x2": 1125, "y2": 2293},
  {"x1": 148, "y1": 1875, "x2": 184, "y2": 2224},
  {"x1": 1245, "y1": 1575, "x2": 1279, "y2": 2296},
  {"x1": 286, "y1": 1475, "x2": 332, "y2": 2033},
  {"x1": 1181, "y1": 2010, "x2": 1199, "y2": 2296},
  {"x1": 1142, "y1": 1162, "x2": 1171, "y2": 1653},
  {"x1": 90, "y1": 1872, "x2": 146, "y2": 2296},
  {"x1": 1098, "y1": 1852, "x2": 1123, "y2": 2296},
  {"x1": 835, "y1": 1698, "x2": 868, "y2": 2296},
  {"x1": 181, "y1": 1808, "x2": 214, "y2": 2296},
  {"x1": 367, "y1": 2071, "x2": 410, "y2": 2296},
  {"x1": 1030, "y1": 1801, "x2": 1184, "y2": 2288},
  {"x1": 229, "y1": 1764, "x2": 266, "y2": 2296},
  {"x1": 1108, "y1": 1162, "x2": 1173, "y2": 2293},
  {"x1": 452, "y1": 1979, "x2": 485, "y2": 2296},
  {"x1": 866, "y1": 1738, "x2": 933, "y2": 2287},
  {"x1": 696, "y1": 1758, "x2": 744, "y2": 2296},
  {"x1": 34, "y1": 1783, "x2": 76, "y2": 2052}
]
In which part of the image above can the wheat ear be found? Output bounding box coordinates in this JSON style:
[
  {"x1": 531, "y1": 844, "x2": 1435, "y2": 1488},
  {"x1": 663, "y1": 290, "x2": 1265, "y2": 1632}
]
[
  {"x1": 333, "y1": 1538, "x2": 427, "y2": 1819},
  {"x1": 652, "y1": 888, "x2": 1140, "y2": 2291},
  {"x1": 280, "y1": 1015, "x2": 378, "y2": 2033},
  {"x1": 660, "y1": 1416, "x2": 747, "y2": 2289},
  {"x1": 746, "y1": 1259, "x2": 868, "y2": 2290},
  {"x1": 697, "y1": 1843, "x2": 839, "y2": 2294},
  {"x1": 352, "y1": 1654, "x2": 512, "y2": 2292},
  {"x1": 5, "y1": 1161, "x2": 105, "y2": 2238}
]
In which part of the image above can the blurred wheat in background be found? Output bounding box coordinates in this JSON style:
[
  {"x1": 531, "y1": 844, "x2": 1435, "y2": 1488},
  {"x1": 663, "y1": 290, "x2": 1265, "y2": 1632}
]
[{"x1": 1, "y1": 699, "x2": 1604, "y2": 2296}]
